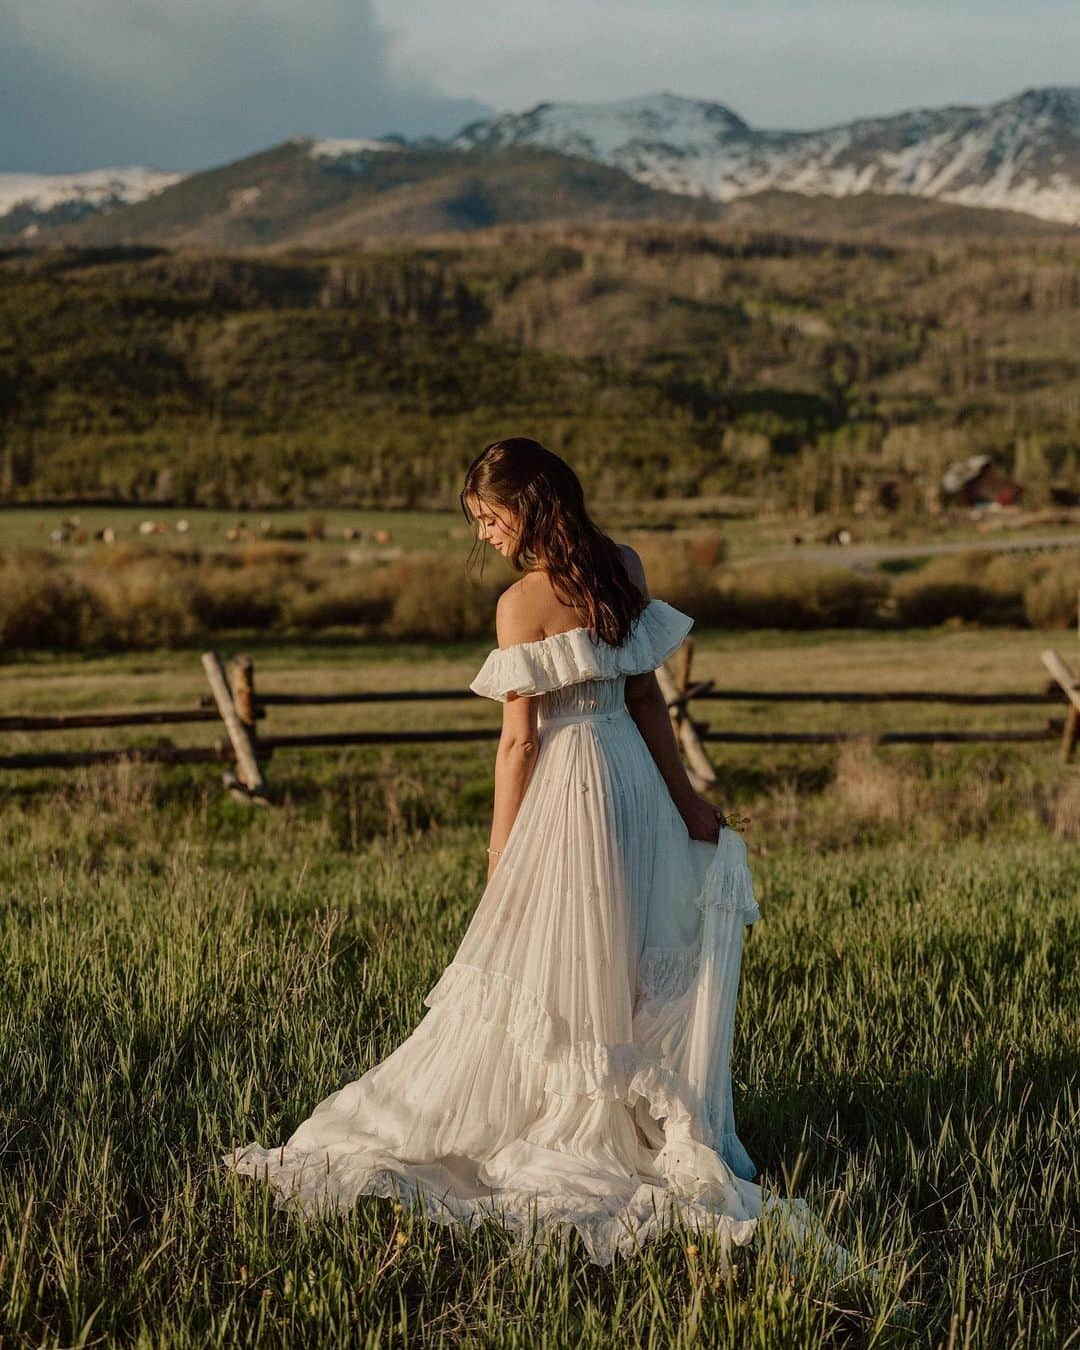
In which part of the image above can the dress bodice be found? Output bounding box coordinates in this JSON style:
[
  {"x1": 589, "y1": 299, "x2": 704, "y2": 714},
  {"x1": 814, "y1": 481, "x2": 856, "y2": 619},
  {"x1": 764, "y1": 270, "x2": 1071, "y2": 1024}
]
[
  {"x1": 537, "y1": 675, "x2": 628, "y2": 725},
  {"x1": 469, "y1": 598, "x2": 694, "y2": 708}
]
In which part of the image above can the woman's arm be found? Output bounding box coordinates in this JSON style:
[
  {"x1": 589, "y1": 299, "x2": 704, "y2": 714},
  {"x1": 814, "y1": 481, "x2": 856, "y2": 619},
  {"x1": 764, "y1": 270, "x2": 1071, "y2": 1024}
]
[
  {"x1": 619, "y1": 544, "x2": 722, "y2": 844},
  {"x1": 487, "y1": 585, "x2": 542, "y2": 880},
  {"x1": 625, "y1": 671, "x2": 719, "y2": 842}
]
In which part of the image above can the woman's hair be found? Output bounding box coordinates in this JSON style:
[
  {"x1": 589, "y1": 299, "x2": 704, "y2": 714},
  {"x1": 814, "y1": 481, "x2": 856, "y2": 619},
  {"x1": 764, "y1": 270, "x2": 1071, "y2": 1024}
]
[{"x1": 460, "y1": 437, "x2": 647, "y2": 648}]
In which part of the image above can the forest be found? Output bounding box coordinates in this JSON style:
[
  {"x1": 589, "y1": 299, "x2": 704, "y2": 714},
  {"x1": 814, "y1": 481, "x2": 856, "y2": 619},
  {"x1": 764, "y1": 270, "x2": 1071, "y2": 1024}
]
[{"x1": 2, "y1": 224, "x2": 1078, "y2": 512}]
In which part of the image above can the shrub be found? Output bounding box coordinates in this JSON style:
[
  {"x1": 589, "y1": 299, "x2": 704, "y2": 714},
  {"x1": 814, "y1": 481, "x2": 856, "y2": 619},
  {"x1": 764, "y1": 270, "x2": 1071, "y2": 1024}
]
[
  {"x1": 1024, "y1": 550, "x2": 1080, "y2": 628},
  {"x1": 683, "y1": 530, "x2": 728, "y2": 569},
  {"x1": 632, "y1": 538, "x2": 708, "y2": 615},
  {"x1": 286, "y1": 570, "x2": 396, "y2": 630},
  {"x1": 385, "y1": 557, "x2": 502, "y2": 640},
  {"x1": 894, "y1": 579, "x2": 993, "y2": 626},
  {"x1": 894, "y1": 553, "x2": 1026, "y2": 626},
  {"x1": 235, "y1": 542, "x2": 306, "y2": 568},
  {"x1": 0, "y1": 552, "x2": 94, "y2": 649},
  {"x1": 711, "y1": 563, "x2": 888, "y2": 628},
  {"x1": 190, "y1": 566, "x2": 285, "y2": 630},
  {"x1": 832, "y1": 737, "x2": 918, "y2": 829},
  {"x1": 83, "y1": 560, "x2": 202, "y2": 648}
]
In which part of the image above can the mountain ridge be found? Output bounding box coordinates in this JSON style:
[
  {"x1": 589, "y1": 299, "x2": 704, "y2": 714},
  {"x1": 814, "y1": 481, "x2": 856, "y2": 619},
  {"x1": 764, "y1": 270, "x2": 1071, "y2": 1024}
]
[
  {"x1": 454, "y1": 86, "x2": 1080, "y2": 225},
  {"x1": 3, "y1": 86, "x2": 1079, "y2": 243}
]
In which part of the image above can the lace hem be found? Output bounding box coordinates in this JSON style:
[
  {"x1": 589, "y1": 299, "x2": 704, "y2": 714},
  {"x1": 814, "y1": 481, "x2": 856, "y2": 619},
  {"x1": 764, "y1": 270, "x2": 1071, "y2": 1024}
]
[
  {"x1": 220, "y1": 1142, "x2": 761, "y2": 1268},
  {"x1": 696, "y1": 828, "x2": 761, "y2": 923},
  {"x1": 221, "y1": 1140, "x2": 863, "y2": 1278}
]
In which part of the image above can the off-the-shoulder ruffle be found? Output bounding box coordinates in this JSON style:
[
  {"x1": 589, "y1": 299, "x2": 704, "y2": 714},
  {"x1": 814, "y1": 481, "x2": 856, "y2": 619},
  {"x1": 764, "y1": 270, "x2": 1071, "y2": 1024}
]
[{"x1": 470, "y1": 598, "x2": 694, "y2": 703}]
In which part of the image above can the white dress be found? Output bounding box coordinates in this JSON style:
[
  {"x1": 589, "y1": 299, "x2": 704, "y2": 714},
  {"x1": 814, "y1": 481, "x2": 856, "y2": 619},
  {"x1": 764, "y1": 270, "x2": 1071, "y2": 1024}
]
[{"x1": 221, "y1": 599, "x2": 840, "y2": 1271}]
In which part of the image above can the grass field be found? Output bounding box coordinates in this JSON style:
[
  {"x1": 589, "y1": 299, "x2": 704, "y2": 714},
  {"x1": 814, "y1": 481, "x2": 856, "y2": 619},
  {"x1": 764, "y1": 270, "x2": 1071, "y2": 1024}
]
[{"x1": 1, "y1": 631, "x2": 1078, "y2": 1345}]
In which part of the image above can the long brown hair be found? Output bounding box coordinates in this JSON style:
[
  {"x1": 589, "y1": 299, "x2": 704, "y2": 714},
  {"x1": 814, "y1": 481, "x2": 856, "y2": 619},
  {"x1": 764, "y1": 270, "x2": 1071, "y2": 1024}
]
[{"x1": 460, "y1": 437, "x2": 647, "y2": 647}]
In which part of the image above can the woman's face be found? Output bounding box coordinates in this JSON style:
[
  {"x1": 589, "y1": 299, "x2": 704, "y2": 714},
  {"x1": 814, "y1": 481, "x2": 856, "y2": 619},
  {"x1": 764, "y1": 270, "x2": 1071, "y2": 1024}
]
[{"x1": 467, "y1": 493, "x2": 519, "y2": 557}]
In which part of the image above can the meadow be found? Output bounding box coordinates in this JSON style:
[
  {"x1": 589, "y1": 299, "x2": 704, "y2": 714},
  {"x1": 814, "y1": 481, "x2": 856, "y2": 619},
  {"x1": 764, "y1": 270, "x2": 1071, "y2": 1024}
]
[
  {"x1": 1, "y1": 627, "x2": 1078, "y2": 1346},
  {"x1": 3, "y1": 205, "x2": 1079, "y2": 1348}
]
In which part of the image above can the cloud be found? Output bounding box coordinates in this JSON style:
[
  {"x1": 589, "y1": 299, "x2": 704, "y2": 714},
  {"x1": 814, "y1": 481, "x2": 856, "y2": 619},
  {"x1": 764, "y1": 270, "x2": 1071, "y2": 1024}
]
[
  {"x1": 0, "y1": 0, "x2": 490, "y2": 172},
  {"x1": 4, "y1": 0, "x2": 1077, "y2": 172},
  {"x1": 376, "y1": 0, "x2": 1080, "y2": 130}
]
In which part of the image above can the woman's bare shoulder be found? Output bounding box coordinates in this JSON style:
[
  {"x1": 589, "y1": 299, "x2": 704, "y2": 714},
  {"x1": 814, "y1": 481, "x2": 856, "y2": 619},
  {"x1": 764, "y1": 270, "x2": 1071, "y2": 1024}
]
[
  {"x1": 497, "y1": 548, "x2": 647, "y2": 644},
  {"x1": 495, "y1": 576, "x2": 547, "y2": 647},
  {"x1": 501, "y1": 568, "x2": 585, "y2": 638}
]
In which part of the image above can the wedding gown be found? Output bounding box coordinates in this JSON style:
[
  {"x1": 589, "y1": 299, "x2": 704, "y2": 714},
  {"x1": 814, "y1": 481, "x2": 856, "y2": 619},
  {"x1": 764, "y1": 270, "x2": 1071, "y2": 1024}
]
[{"x1": 221, "y1": 599, "x2": 845, "y2": 1272}]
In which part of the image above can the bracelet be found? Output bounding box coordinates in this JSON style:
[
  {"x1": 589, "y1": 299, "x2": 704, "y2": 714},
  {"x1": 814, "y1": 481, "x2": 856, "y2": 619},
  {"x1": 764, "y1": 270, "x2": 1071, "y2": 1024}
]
[{"x1": 487, "y1": 847, "x2": 503, "y2": 856}]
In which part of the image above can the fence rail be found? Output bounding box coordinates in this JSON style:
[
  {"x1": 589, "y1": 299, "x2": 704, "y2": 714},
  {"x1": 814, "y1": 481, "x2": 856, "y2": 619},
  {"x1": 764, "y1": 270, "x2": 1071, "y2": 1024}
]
[
  {"x1": 692, "y1": 689, "x2": 1060, "y2": 705},
  {"x1": 1, "y1": 642, "x2": 1077, "y2": 792},
  {"x1": 0, "y1": 709, "x2": 254, "y2": 732}
]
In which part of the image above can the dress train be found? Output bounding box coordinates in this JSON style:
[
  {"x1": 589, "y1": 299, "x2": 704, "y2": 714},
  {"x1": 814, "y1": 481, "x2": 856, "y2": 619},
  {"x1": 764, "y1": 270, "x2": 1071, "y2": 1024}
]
[{"x1": 221, "y1": 600, "x2": 859, "y2": 1275}]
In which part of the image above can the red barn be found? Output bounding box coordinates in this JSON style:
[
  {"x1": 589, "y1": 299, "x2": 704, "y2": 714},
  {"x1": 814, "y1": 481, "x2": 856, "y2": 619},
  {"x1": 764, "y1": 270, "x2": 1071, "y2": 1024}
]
[{"x1": 940, "y1": 455, "x2": 1022, "y2": 508}]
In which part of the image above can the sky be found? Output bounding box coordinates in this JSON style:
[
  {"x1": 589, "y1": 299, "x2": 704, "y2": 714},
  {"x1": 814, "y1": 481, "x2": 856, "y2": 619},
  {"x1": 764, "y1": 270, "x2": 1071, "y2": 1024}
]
[{"x1": 2, "y1": 0, "x2": 1078, "y2": 173}]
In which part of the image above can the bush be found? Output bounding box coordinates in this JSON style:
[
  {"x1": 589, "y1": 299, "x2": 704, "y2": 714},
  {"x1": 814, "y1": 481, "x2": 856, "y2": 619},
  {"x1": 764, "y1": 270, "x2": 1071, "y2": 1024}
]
[
  {"x1": 893, "y1": 553, "x2": 1025, "y2": 626},
  {"x1": 83, "y1": 560, "x2": 202, "y2": 648},
  {"x1": 2, "y1": 532, "x2": 1072, "y2": 654},
  {"x1": 235, "y1": 542, "x2": 306, "y2": 568},
  {"x1": 385, "y1": 557, "x2": 503, "y2": 640},
  {"x1": 0, "y1": 552, "x2": 94, "y2": 649},
  {"x1": 683, "y1": 530, "x2": 728, "y2": 569},
  {"x1": 1024, "y1": 551, "x2": 1080, "y2": 628},
  {"x1": 832, "y1": 737, "x2": 918, "y2": 829},
  {"x1": 190, "y1": 566, "x2": 285, "y2": 630},
  {"x1": 894, "y1": 579, "x2": 994, "y2": 626},
  {"x1": 286, "y1": 570, "x2": 396, "y2": 630},
  {"x1": 633, "y1": 538, "x2": 709, "y2": 615},
  {"x1": 711, "y1": 563, "x2": 888, "y2": 628}
]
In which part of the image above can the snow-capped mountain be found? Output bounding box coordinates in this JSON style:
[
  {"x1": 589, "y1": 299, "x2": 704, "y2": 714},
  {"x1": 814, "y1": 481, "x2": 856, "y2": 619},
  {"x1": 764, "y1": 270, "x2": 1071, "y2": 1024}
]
[
  {"x1": 455, "y1": 87, "x2": 1080, "y2": 225},
  {"x1": 4, "y1": 87, "x2": 1079, "y2": 242},
  {"x1": 0, "y1": 166, "x2": 183, "y2": 238}
]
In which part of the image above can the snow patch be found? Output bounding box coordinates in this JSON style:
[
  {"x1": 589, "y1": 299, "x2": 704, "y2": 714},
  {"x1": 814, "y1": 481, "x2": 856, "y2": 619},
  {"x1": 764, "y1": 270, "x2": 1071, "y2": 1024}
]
[
  {"x1": 309, "y1": 138, "x2": 397, "y2": 159},
  {"x1": 455, "y1": 86, "x2": 1080, "y2": 226},
  {"x1": 228, "y1": 186, "x2": 262, "y2": 214},
  {"x1": 0, "y1": 166, "x2": 182, "y2": 219}
]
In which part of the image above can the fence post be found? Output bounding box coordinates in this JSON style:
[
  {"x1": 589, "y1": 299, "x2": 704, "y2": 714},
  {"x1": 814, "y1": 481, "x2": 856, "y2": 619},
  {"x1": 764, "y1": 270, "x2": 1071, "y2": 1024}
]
[
  {"x1": 1064, "y1": 706, "x2": 1080, "y2": 765},
  {"x1": 229, "y1": 654, "x2": 257, "y2": 739},
  {"x1": 202, "y1": 652, "x2": 268, "y2": 798},
  {"x1": 657, "y1": 640, "x2": 719, "y2": 792},
  {"x1": 1041, "y1": 649, "x2": 1080, "y2": 764},
  {"x1": 675, "y1": 638, "x2": 693, "y2": 715}
]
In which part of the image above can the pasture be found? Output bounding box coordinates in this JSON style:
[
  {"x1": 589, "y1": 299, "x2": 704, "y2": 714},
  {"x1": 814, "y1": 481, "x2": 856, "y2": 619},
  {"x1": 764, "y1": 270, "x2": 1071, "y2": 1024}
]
[
  {"x1": 1, "y1": 628, "x2": 1078, "y2": 1345},
  {"x1": 3, "y1": 502, "x2": 1080, "y2": 566}
]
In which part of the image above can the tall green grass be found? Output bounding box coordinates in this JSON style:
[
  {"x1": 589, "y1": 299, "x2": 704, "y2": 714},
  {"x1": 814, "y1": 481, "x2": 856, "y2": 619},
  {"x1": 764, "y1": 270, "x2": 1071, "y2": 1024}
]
[{"x1": 0, "y1": 755, "x2": 1076, "y2": 1345}]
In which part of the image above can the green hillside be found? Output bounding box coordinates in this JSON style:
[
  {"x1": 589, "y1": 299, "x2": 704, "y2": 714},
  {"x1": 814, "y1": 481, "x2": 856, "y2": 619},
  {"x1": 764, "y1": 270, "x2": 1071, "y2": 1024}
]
[
  {"x1": 43, "y1": 143, "x2": 723, "y2": 250},
  {"x1": 1, "y1": 224, "x2": 1078, "y2": 509}
]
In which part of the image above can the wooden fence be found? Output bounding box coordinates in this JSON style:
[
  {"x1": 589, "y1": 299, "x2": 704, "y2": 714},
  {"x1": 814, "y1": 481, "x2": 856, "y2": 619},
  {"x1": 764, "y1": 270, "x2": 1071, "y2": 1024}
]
[{"x1": 2, "y1": 643, "x2": 1077, "y2": 800}]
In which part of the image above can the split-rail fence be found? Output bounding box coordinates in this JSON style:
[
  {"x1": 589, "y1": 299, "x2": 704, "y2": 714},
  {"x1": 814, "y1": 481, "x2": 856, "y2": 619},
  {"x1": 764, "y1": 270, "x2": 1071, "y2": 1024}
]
[{"x1": 2, "y1": 643, "x2": 1077, "y2": 801}]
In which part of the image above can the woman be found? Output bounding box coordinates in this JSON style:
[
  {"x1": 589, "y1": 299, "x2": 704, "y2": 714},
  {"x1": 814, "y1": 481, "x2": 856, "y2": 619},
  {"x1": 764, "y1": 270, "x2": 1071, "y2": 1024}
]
[{"x1": 221, "y1": 438, "x2": 831, "y2": 1271}]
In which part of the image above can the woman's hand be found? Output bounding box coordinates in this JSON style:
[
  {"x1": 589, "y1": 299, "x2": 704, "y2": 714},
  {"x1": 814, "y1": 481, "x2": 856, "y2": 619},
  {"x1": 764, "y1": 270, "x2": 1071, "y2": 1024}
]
[{"x1": 681, "y1": 792, "x2": 725, "y2": 844}]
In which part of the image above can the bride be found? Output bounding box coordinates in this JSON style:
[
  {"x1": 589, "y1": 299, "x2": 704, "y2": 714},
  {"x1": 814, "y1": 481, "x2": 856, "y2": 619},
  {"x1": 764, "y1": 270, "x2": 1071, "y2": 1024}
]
[{"x1": 221, "y1": 437, "x2": 846, "y2": 1272}]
